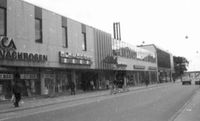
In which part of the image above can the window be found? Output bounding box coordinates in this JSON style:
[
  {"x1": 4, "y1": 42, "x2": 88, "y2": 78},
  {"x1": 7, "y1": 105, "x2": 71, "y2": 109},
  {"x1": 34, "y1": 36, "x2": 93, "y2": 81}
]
[
  {"x1": 62, "y1": 26, "x2": 68, "y2": 48},
  {"x1": 35, "y1": 6, "x2": 42, "y2": 43},
  {"x1": 82, "y1": 32, "x2": 87, "y2": 51},
  {"x1": 0, "y1": 7, "x2": 6, "y2": 36},
  {"x1": 35, "y1": 18, "x2": 42, "y2": 43}
]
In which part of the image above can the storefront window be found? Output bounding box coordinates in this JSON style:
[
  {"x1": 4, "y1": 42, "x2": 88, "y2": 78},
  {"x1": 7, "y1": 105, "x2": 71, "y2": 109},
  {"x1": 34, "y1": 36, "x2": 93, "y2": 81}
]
[
  {"x1": 19, "y1": 73, "x2": 40, "y2": 97},
  {"x1": 112, "y1": 39, "x2": 156, "y2": 63},
  {"x1": 0, "y1": 73, "x2": 13, "y2": 100},
  {"x1": 42, "y1": 74, "x2": 55, "y2": 95},
  {"x1": 55, "y1": 73, "x2": 70, "y2": 93}
]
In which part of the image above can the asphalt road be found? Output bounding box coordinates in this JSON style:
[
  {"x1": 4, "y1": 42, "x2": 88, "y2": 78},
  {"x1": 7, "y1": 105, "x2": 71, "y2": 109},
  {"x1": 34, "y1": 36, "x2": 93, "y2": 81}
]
[{"x1": 2, "y1": 83, "x2": 199, "y2": 121}]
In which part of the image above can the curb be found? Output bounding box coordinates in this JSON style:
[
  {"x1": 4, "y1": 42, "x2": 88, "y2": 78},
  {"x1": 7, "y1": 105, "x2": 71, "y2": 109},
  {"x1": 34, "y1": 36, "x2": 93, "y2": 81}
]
[
  {"x1": 168, "y1": 88, "x2": 200, "y2": 121},
  {"x1": 0, "y1": 92, "x2": 109, "y2": 114}
]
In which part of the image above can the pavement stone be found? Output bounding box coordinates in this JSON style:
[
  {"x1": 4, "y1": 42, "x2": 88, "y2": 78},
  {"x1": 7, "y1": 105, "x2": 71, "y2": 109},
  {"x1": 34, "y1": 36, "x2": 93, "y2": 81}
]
[
  {"x1": 173, "y1": 87, "x2": 200, "y2": 121},
  {"x1": 0, "y1": 83, "x2": 170, "y2": 114}
]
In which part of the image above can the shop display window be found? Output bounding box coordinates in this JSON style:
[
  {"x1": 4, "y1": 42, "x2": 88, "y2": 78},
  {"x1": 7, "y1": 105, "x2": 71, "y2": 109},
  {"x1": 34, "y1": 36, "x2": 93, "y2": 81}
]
[
  {"x1": 19, "y1": 74, "x2": 40, "y2": 97},
  {"x1": 55, "y1": 73, "x2": 71, "y2": 93},
  {"x1": 0, "y1": 73, "x2": 13, "y2": 100}
]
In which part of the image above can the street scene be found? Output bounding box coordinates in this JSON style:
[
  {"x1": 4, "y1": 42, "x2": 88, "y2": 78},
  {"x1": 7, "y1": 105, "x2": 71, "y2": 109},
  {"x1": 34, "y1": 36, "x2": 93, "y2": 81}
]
[
  {"x1": 0, "y1": 83, "x2": 199, "y2": 121},
  {"x1": 1, "y1": 0, "x2": 200, "y2": 121}
]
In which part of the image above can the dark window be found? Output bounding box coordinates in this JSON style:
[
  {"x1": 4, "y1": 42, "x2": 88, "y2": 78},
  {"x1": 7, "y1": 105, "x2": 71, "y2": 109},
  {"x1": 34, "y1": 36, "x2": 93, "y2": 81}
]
[
  {"x1": 35, "y1": 18, "x2": 42, "y2": 43},
  {"x1": 0, "y1": 7, "x2": 6, "y2": 36},
  {"x1": 35, "y1": 6, "x2": 42, "y2": 43},
  {"x1": 62, "y1": 26, "x2": 68, "y2": 48},
  {"x1": 82, "y1": 32, "x2": 87, "y2": 51},
  {"x1": 157, "y1": 48, "x2": 171, "y2": 68}
]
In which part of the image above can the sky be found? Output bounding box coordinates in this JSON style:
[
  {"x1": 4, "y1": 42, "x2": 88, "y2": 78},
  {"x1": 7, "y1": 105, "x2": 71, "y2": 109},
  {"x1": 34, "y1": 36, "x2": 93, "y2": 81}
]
[{"x1": 23, "y1": 0, "x2": 200, "y2": 71}]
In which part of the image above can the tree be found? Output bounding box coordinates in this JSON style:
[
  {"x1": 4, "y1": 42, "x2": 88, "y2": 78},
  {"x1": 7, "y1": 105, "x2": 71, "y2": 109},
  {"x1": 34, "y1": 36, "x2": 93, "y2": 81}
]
[{"x1": 173, "y1": 56, "x2": 189, "y2": 78}]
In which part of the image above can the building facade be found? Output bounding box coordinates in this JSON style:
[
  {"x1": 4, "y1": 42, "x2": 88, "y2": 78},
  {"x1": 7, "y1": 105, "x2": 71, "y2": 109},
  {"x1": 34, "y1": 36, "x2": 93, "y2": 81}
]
[
  {"x1": 0, "y1": 0, "x2": 112, "y2": 100},
  {"x1": 0, "y1": 0, "x2": 171, "y2": 101},
  {"x1": 111, "y1": 40, "x2": 157, "y2": 87},
  {"x1": 138, "y1": 44, "x2": 173, "y2": 83}
]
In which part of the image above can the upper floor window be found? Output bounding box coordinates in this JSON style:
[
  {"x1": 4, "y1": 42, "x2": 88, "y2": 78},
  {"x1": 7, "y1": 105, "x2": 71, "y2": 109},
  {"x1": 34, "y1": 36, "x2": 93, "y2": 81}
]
[
  {"x1": 35, "y1": 18, "x2": 42, "y2": 43},
  {"x1": 82, "y1": 32, "x2": 87, "y2": 51},
  {"x1": 0, "y1": 7, "x2": 6, "y2": 36},
  {"x1": 35, "y1": 6, "x2": 42, "y2": 43},
  {"x1": 62, "y1": 26, "x2": 68, "y2": 48}
]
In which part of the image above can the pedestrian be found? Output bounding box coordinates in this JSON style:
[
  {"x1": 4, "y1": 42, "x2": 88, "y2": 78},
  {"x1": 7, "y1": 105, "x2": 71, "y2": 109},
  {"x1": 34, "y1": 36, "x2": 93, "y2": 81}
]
[
  {"x1": 145, "y1": 80, "x2": 149, "y2": 87},
  {"x1": 70, "y1": 81, "x2": 76, "y2": 95},
  {"x1": 110, "y1": 81, "x2": 114, "y2": 94},
  {"x1": 90, "y1": 80, "x2": 95, "y2": 90},
  {"x1": 12, "y1": 73, "x2": 22, "y2": 107},
  {"x1": 106, "y1": 79, "x2": 109, "y2": 89}
]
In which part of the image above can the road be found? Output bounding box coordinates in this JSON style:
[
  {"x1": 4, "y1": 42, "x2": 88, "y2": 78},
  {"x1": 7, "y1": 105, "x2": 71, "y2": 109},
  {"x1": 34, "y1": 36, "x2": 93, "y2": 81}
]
[{"x1": 1, "y1": 83, "x2": 199, "y2": 121}]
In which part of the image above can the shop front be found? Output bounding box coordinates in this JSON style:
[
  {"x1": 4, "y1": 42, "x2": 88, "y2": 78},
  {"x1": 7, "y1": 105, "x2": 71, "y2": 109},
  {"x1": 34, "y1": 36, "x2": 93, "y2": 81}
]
[
  {"x1": 0, "y1": 73, "x2": 13, "y2": 100},
  {"x1": 41, "y1": 72, "x2": 55, "y2": 96},
  {"x1": 158, "y1": 68, "x2": 172, "y2": 83},
  {"x1": 18, "y1": 73, "x2": 40, "y2": 97},
  {"x1": 0, "y1": 68, "x2": 42, "y2": 100},
  {"x1": 41, "y1": 69, "x2": 74, "y2": 96},
  {"x1": 55, "y1": 71, "x2": 72, "y2": 94},
  {"x1": 0, "y1": 36, "x2": 49, "y2": 98}
]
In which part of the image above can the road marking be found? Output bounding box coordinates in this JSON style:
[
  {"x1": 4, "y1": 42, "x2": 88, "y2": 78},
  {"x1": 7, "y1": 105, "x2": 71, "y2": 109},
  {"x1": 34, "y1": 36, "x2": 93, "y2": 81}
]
[{"x1": 186, "y1": 108, "x2": 192, "y2": 111}]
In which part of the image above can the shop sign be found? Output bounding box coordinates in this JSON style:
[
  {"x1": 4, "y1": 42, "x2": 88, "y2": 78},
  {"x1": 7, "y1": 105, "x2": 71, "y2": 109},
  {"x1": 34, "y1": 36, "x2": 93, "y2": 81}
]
[
  {"x1": 0, "y1": 74, "x2": 13, "y2": 80},
  {"x1": 148, "y1": 66, "x2": 157, "y2": 71},
  {"x1": 59, "y1": 51, "x2": 92, "y2": 65},
  {"x1": 44, "y1": 74, "x2": 55, "y2": 78},
  {"x1": 133, "y1": 65, "x2": 145, "y2": 70},
  {"x1": 0, "y1": 36, "x2": 48, "y2": 62},
  {"x1": 20, "y1": 74, "x2": 38, "y2": 79}
]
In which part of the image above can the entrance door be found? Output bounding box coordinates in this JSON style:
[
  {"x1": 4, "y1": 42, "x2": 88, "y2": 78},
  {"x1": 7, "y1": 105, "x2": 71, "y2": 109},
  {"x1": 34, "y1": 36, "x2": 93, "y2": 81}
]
[{"x1": 41, "y1": 73, "x2": 55, "y2": 96}]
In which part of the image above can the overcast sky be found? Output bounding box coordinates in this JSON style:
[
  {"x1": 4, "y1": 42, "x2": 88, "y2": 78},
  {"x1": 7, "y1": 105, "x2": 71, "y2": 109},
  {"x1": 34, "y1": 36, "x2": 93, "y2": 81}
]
[{"x1": 23, "y1": 0, "x2": 200, "y2": 71}]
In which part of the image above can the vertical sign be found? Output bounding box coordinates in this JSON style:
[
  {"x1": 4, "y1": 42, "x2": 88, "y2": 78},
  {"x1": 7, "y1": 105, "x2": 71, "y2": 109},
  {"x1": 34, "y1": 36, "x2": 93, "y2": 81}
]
[{"x1": 113, "y1": 22, "x2": 121, "y2": 40}]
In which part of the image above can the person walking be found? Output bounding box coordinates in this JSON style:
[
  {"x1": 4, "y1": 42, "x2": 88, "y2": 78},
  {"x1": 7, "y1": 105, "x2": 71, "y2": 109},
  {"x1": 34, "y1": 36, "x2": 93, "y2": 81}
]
[
  {"x1": 145, "y1": 79, "x2": 149, "y2": 87},
  {"x1": 70, "y1": 81, "x2": 76, "y2": 95},
  {"x1": 12, "y1": 73, "x2": 22, "y2": 107}
]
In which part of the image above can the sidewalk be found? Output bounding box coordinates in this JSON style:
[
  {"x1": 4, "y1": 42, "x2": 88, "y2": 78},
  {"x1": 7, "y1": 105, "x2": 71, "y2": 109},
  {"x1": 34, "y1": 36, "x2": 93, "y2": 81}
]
[
  {"x1": 173, "y1": 87, "x2": 200, "y2": 121},
  {"x1": 0, "y1": 83, "x2": 170, "y2": 114}
]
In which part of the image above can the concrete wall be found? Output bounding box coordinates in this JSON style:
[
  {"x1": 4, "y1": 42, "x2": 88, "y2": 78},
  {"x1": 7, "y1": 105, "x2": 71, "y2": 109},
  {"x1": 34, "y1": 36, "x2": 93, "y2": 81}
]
[
  {"x1": 93, "y1": 29, "x2": 112, "y2": 70},
  {"x1": 2, "y1": 0, "x2": 96, "y2": 69}
]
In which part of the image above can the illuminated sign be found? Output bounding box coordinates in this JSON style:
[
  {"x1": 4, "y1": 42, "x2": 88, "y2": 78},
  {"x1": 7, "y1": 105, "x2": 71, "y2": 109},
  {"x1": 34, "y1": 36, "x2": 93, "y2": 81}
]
[
  {"x1": 0, "y1": 74, "x2": 13, "y2": 80},
  {"x1": 148, "y1": 66, "x2": 157, "y2": 70},
  {"x1": 133, "y1": 65, "x2": 145, "y2": 69},
  {"x1": 20, "y1": 74, "x2": 38, "y2": 79},
  {"x1": 59, "y1": 51, "x2": 92, "y2": 65},
  {"x1": 0, "y1": 36, "x2": 47, "y2": 62}
]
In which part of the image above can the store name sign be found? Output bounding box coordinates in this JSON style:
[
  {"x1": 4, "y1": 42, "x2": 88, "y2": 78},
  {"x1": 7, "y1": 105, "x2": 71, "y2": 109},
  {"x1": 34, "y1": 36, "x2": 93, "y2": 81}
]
[
  {"x1": 0, "y1": 36, "x2": 47, "y2": 62},
  {"x1": 133, "y1": 65, "x2": 145, "y2": 70},
  {"x1": 20, "y1": 74, "x2": 38, "y2": 79},
  {"x1": 148, "y1": 66, "x2": 157, "y2": 70},
  {"x1": 0, "y1": 74, "x2": 13, "y2": 80},
  {"x1": 59, "y1": 51, "x2": 92, "y2": 65}
]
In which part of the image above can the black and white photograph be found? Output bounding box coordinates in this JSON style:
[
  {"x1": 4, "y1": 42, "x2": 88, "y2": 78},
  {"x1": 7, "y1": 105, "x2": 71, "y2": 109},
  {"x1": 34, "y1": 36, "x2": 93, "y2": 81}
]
[{"x1": 0, "y1": 0, "x2": 200, "y2": 120}]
